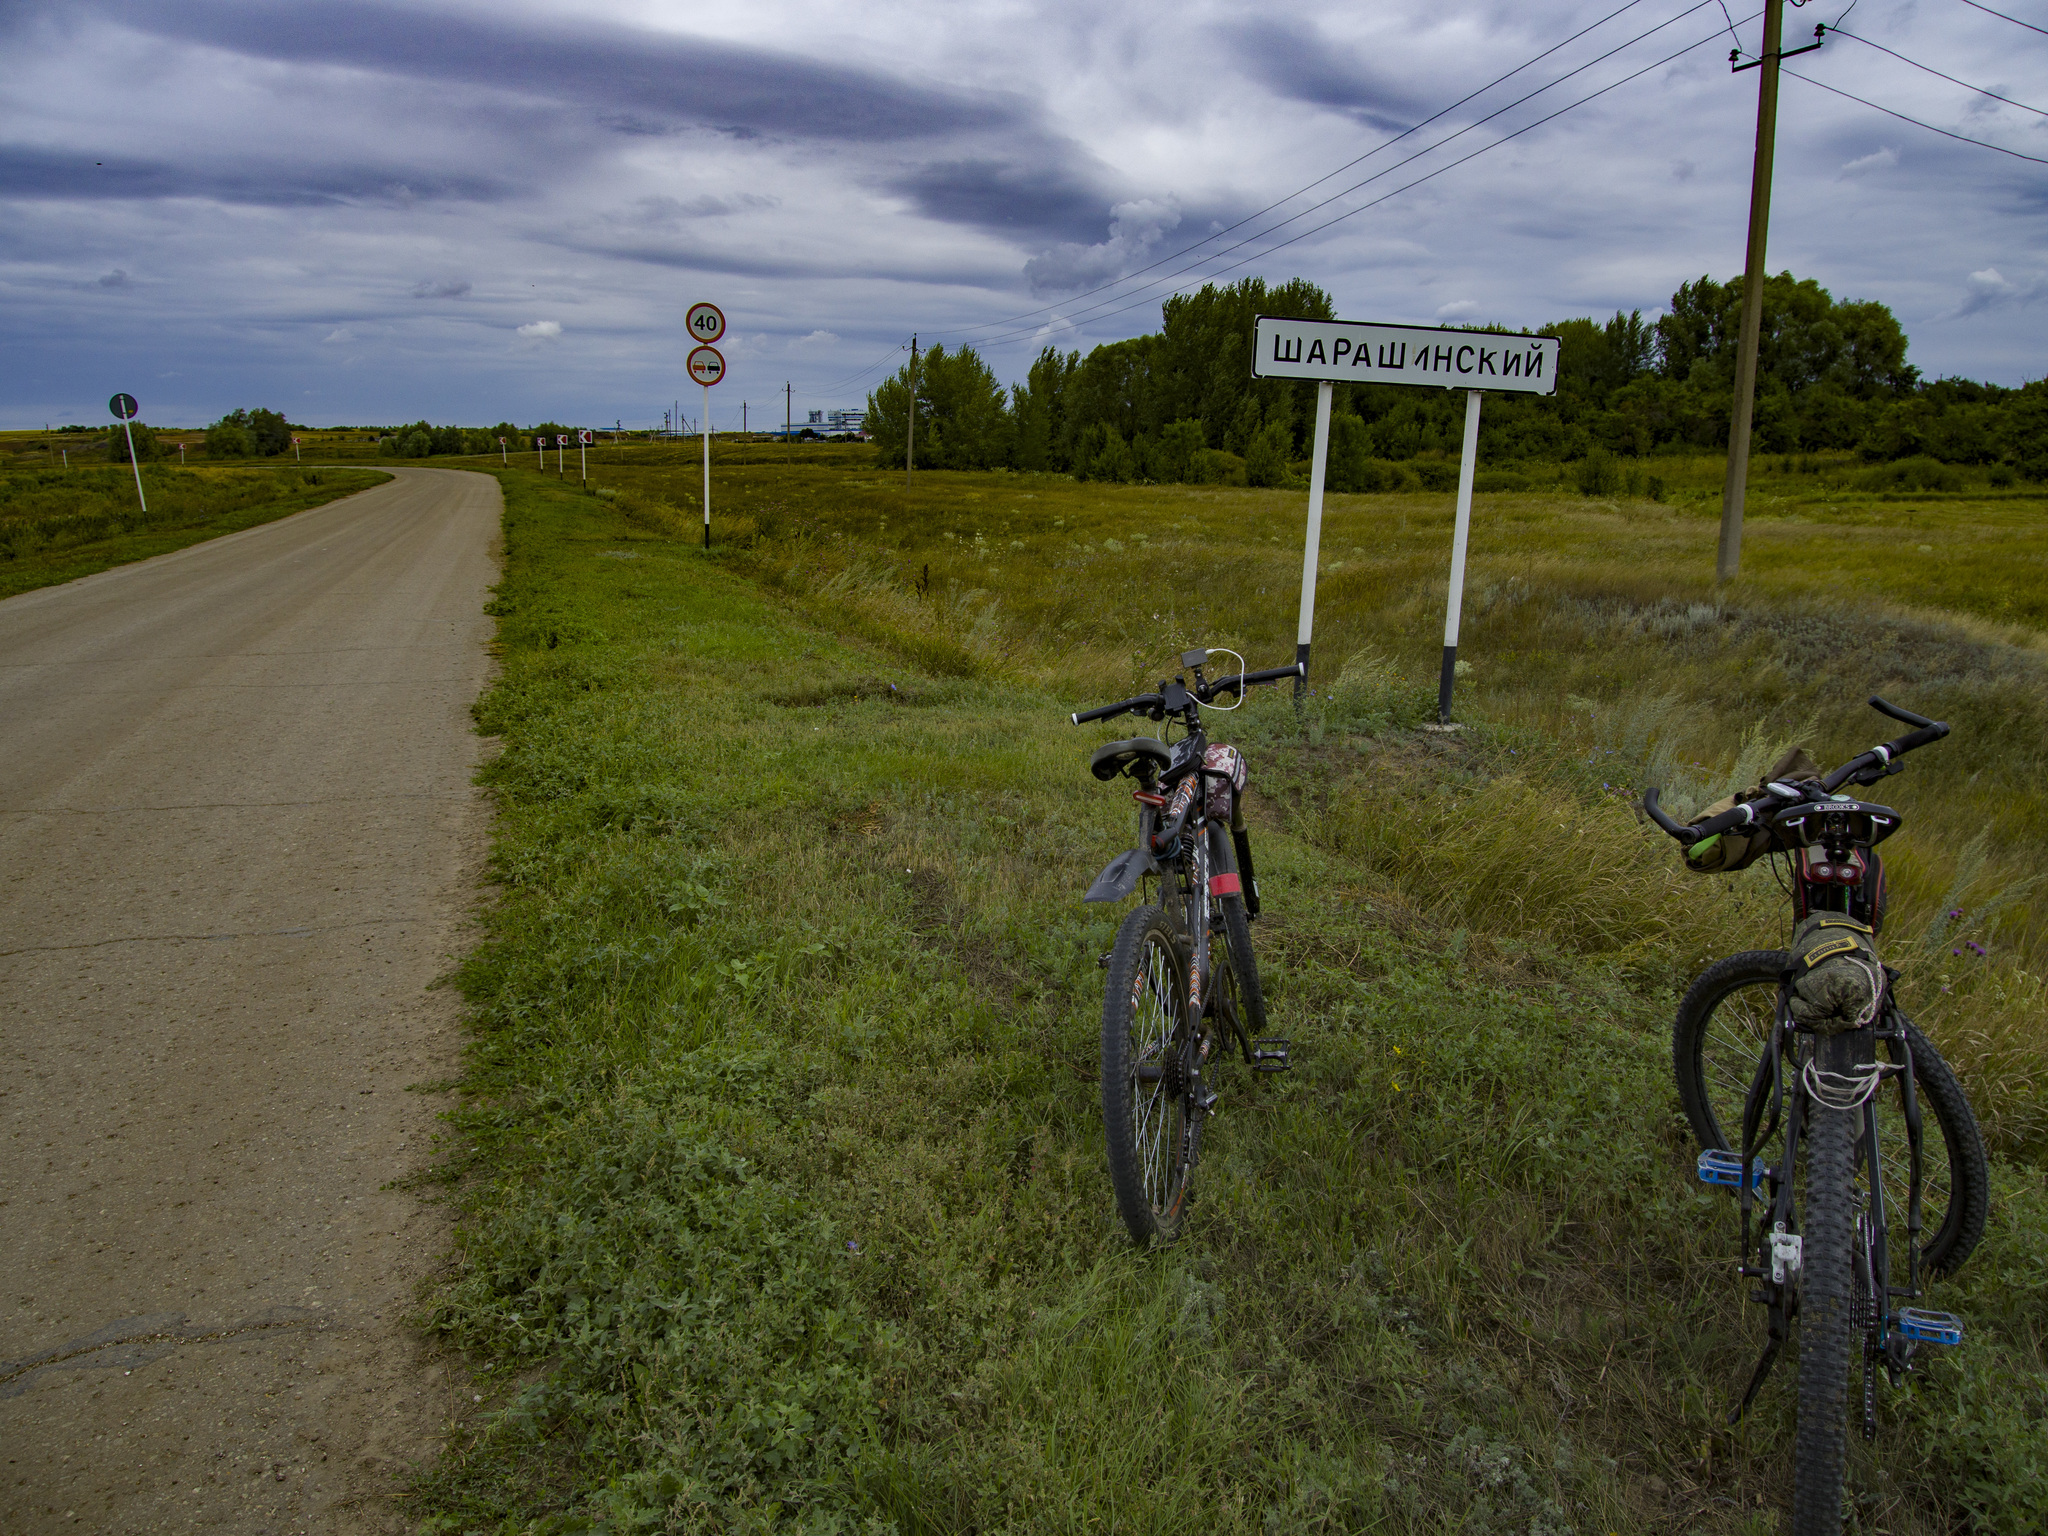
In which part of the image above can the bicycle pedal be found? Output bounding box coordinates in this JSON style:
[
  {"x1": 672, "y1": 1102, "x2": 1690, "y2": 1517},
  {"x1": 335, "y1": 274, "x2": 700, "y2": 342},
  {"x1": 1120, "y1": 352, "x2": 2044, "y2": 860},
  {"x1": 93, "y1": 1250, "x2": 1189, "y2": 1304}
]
[
  {"x1": 1696, "y1": 1148, "x2": 1766, "y2": 1189},
  {"x1": 1196, "y1": 1086, "x2": 1219, "y2": 1113},
  {"x1": 1251, "y1": 1038, "x2": 1291, "y2": 1073},
  {"x1": 1894, "y1": 1308, "x2": 1963, "y2": 1346}
]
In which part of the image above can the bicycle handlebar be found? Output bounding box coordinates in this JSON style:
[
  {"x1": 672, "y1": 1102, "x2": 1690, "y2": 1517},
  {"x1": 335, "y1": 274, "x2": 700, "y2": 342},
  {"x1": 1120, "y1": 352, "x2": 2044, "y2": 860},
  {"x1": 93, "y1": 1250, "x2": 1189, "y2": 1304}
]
[
  {"x1": 1643, "y1": 695, "x2": 1949, "y2": 844},
  {"x1": 1069, "y1": 661, "x2": 1303, "y2": 726}
]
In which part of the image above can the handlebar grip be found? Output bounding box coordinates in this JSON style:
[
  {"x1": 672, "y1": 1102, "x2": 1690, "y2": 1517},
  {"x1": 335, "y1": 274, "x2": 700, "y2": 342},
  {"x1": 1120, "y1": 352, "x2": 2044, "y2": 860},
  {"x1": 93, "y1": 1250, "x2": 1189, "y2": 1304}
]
[
  {"x1": 1071, "y1": 693, "x2": 1161, "y2": 726},
  {"x1": 1868, "y1": 695, "x2": 1938, "y2": 731},
  {"x1": 1882, "y1": 722, "x2": 1949, "y2": 759},
  {"x1": 1203, "y1": 662, "x2": 1305, "y2": 700}
]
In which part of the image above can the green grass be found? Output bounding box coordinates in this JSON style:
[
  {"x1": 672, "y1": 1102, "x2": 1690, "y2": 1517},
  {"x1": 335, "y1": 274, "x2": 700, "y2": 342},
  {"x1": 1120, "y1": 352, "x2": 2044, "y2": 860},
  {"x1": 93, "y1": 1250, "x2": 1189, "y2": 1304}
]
[
  {"x1": 413, "y1": 461, "x2": 2047, "y2": 1534},
  {"x1": 0, "y1": 463, "x2": 391, "y2": 598}
]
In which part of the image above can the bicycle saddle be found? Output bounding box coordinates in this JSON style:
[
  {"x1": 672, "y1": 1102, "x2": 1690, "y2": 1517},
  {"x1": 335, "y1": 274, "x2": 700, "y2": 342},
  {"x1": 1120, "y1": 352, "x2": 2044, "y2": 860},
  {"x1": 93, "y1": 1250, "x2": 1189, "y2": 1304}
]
[{"x1": 1090, "y1": 737, "x2": 1172, "y2": 782}]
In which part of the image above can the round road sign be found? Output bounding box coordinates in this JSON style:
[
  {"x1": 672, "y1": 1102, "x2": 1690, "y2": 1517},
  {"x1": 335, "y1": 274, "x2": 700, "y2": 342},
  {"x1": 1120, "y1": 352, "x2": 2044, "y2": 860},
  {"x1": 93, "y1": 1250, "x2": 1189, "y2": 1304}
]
[
  {"x1": 109, "y1": 392, "x2": 139, "y2": 420},
  {"x1": 686, "y1": 302, "x2": 725, "y2": 345},
  {"x1": 687, "y1": 345, "x2": 726, "y2": 387}
]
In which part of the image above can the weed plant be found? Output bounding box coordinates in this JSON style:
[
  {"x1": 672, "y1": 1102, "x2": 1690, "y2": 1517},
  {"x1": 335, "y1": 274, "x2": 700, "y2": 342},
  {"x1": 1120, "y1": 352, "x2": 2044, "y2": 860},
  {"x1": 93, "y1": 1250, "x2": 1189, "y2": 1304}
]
[{"x1": 416, "y1": 466, "x2": 2048, "y2": 1534}]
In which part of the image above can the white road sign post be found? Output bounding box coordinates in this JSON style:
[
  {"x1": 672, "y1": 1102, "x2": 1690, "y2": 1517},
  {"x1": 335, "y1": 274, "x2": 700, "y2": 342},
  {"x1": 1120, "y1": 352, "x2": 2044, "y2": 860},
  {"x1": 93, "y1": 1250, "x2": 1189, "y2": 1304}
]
[
  {"x1": 556, "y1": 433, "x2": 569, "y2": 477},
  {"x1": 579, "y1": 428, "x2": 593, "y2": 482},
  {"x1": 108, "y1": 393, "x2": 146, "y2": 512},
  {"x1": 687, "y1": 339, "x2": 725, "y2": 549},
  {"x1": 535, "y1": 436, "x2": 544, "y2": 470},
  {"x1": 1252, "y1": 316, "x2": 1559, "y2": 723}
]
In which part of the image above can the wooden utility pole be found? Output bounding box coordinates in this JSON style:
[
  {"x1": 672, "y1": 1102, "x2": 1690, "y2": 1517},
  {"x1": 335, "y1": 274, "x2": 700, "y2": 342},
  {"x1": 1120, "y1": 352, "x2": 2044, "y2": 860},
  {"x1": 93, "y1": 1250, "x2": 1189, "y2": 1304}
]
[
  {"x1": 906, "y1": 333, "x2": 917, "y2": 486},
  {"x1": 1718, "y1": 0, "x2": 1786, "y2": 584}
]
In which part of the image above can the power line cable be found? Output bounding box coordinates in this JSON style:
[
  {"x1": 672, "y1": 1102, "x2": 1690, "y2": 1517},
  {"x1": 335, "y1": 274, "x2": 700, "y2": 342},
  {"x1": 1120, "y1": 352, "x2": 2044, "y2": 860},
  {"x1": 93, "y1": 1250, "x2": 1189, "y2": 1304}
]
[
  {"x1": 972, "y1": 18, "x2": 1749, "y2": 350},
  {"x1": 1828, "y1": 25, "x2": 2048, "y2": 114},
  {"x1": 931, "y1": 0, "x2": 1662, "y2": 341},
  {"x1": 1785, "y1": 67, "x2": 2048, "y2": 160},
  {"x1": 962, "y1": 0, "x2": 1730, "y2": 347},
  {"x1": 1956, "y1": 0, "x2": 2048, "y2": 38}
]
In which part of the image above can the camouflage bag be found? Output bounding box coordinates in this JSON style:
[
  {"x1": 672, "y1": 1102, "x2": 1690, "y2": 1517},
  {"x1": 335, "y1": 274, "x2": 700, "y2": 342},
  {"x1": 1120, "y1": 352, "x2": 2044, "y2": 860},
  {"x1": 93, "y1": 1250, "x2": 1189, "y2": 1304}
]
[
  {"x1": 1683, "y1": 746, "x2": 1824, "y2": 874},
  {"x1": 1787, "y1": 913, "x2": 1884, "y2": 1033}
]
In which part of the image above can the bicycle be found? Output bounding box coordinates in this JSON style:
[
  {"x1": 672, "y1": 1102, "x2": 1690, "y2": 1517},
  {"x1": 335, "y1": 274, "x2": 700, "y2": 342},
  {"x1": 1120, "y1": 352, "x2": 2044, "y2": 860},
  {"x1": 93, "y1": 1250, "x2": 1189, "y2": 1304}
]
[
  {"x1": 1071, "y1": 648, "x2": 1301, "y2": 1246},
  {"x1": 1643, "y1": 696, "x2": 1991, "y2": 1533}
]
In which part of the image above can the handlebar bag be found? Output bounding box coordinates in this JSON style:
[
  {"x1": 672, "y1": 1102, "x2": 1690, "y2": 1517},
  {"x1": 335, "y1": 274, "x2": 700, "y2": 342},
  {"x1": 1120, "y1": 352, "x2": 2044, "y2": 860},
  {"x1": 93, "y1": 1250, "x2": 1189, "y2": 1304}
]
[
  {"x1": 1786, "y1": 913, "x2": 1884, "y2": 1033},
  {"x1": 1204, "y1": 745, "x2": 1249, "y2": 829},
  {"x1": 1682, "y1": 745, "x2": 1822, "y2": 874}
]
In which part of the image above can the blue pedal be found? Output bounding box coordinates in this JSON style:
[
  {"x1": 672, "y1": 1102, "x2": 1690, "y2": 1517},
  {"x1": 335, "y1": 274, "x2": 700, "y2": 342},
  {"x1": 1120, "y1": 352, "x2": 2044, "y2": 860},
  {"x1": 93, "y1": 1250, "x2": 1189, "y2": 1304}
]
[
  {"x1": 1895, "y1": 1309, "x2": 1963, "y2": 1346},
  {"x1": 1697, "y1": 1148, "x2": 1765, "y2": 1189}
]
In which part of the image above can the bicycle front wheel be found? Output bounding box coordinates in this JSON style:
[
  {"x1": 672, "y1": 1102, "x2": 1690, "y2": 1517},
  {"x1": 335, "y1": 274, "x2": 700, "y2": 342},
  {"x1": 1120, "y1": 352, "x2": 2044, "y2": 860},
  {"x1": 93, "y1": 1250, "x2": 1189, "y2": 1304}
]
[
  {"x1": 1672, "y1": 952, "x2": 1989, "y2": 1275},
  {"x1": 1101, "y1": 904, "x2": 1199, "y2": 1246},
  {"x1": 1793, "y1": 1086, "x2": 1859, "y2": 1536}
]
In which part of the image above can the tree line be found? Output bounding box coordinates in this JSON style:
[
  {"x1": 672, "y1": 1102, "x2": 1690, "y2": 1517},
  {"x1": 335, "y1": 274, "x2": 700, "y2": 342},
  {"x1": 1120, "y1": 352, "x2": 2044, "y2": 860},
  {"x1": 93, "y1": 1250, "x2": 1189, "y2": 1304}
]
[{"x1": 865, "y1": 274, "x2": 2047, "y2": 488}]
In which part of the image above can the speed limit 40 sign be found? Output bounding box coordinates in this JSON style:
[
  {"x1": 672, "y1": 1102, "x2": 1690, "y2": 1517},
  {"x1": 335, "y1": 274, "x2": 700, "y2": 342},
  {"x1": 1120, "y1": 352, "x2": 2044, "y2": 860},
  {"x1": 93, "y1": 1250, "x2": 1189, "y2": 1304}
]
[{"x1": 686, "y1": 302, "x2": 724, "y2": 344}]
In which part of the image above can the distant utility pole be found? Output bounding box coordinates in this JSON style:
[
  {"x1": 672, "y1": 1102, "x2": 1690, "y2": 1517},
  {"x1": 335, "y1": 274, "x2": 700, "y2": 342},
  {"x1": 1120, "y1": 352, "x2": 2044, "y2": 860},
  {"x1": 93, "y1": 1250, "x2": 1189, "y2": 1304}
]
[
  {"x1": 1718, "y1": 0, "x2": 1820, "y2": 583},
  {"x1": 784, "y1": 381, "x2": 791, "y2": 443},
  {"x1": 906, "y1": 332, "x2": 917, "y2": 486}
]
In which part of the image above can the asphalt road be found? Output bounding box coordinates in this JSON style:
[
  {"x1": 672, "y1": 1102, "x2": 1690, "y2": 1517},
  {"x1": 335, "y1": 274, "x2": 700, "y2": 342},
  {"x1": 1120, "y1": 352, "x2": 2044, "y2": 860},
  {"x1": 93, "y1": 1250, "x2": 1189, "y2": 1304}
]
[{"x1": 0, "y1": 467, "x2": 499, "y2": 1533}]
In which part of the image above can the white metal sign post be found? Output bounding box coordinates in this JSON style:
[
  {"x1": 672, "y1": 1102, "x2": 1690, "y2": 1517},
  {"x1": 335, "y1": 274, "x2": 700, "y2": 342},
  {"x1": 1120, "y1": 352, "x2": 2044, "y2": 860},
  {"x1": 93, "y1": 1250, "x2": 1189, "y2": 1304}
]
[
  {"x1": 556, "y1": 434, "x2": 569, "y2": 477},
  {"x1": 687, "y1": 331, "x2": 726, "y2": 550},
  {"x1": 535, "y1": 436, "x2": 544, "y2": 470},
  {"x1": 108, "y1": 393, "x2": 146, "y2": 512},
  {"x1": 578, "y1": 428, "x2": 593, "y2": 482},
  {"x1": 1252, "y1": 316, "x2": 1560, "y2": 722}
]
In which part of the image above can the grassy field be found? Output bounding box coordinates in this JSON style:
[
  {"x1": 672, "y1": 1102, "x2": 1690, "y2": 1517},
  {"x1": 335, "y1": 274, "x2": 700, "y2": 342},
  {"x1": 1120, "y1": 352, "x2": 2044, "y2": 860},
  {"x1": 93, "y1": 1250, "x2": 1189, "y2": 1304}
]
[
  {"x1": 0, "y1": 462, "x2": 391, "y2": 598},
  {"x1": 411, "y1": 453, "x2": 2046, "y2": 1534}
]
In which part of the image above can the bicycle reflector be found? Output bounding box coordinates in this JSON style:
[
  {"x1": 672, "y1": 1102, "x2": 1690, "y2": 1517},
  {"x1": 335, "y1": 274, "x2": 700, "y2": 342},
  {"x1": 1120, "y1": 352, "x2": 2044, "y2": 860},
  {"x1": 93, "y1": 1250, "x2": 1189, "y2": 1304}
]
[
  {"x1": 1895, "y1": 1308, "x2": 1964, "y2": 1346},
  {"x1": 1697, "y1": 1148, "x2": 1767, "y2": 1189}
]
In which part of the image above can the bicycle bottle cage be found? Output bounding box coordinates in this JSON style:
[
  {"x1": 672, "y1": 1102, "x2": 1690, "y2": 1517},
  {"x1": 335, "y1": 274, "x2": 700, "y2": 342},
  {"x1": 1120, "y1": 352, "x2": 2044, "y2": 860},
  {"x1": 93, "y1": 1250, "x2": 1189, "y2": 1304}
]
[{"x1": 1090, "y1": 737, "x2": 1172, "y2": 782}]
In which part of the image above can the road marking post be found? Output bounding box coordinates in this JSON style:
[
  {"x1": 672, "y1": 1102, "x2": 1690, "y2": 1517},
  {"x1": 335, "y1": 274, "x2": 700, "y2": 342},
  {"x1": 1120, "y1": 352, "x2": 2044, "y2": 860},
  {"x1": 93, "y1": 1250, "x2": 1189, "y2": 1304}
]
[
  {"x1": 108, "y1": 392, "x2": 145, "y2": 512},
  {"x1": 556, "y1": 434, "x2": 568, "y2": 477},
  {"x1": 1252, "y1": 316, "x2": 1559, "y2": 723},
  {"x1": 498, "y1": 436, "x2": 507, "y2": 465},
  {"x1": 579, "y1": 428, "x2": 592, "y2": 482},
  {"x1": 1439, "y1": 390, "x2": 1483, "y2": 723},
  {"x1": 535, "y1": 436, "x2": 543, "y2": 469}
]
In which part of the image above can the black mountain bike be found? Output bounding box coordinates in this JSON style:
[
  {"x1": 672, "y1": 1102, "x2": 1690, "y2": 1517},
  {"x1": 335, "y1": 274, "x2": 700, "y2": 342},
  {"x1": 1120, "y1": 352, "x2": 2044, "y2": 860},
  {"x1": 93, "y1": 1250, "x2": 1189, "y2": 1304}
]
[
  {"x1": 1644, "y1": 697, "x2": 1990, "y2": 1534},
  {"x1": 1071, "y1": 648, "x2": 1300, "y2": 1245}
]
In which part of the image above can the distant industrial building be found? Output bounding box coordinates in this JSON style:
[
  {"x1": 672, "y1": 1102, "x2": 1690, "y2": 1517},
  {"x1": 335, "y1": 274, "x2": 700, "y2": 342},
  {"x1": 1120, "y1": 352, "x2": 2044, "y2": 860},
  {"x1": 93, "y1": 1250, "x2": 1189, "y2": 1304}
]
[{"x1": 774, "y1": 408, "x2": 867, "y2": 440}]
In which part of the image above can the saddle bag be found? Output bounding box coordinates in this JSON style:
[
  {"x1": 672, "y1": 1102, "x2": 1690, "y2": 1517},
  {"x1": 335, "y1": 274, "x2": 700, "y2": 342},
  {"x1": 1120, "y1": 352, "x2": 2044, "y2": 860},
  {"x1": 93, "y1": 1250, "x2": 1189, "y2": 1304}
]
[
  {"x1": 1204, "y1": 744, "x2": 1248, "y2": 828},
  {"x1": 1786, "y1": 913, "x2": 1884, "y2": 1033}
]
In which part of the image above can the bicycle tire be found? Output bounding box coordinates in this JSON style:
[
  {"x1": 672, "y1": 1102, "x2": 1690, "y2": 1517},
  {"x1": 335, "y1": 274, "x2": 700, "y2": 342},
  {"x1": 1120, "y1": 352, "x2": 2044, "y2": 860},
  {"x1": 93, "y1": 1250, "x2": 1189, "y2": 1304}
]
[
  {"x1": 1794, "y1": 1085, "x2": 1858, "y2": 1535},
  {"x1": 1101, "y1": 904, "x2": 1199, "y2": 1246},
  {"x1": 1672, "y1": 952, "x2": 1989, "y2": 1275},
  {"x1": 1206, "y1": 823, "x2": 1267, "y2": 1055}
]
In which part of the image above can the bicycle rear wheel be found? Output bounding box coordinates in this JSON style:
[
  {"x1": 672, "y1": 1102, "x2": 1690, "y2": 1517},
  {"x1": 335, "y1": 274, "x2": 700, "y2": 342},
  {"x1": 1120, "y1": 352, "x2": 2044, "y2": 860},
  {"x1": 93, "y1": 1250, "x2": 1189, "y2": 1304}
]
[
  {"x1": 1101, "y1": 904, "x2": 1199, "y2": 1246},
  {"x1": 1672, "y1": 952, "x2": 1988, "y2": 1275}
]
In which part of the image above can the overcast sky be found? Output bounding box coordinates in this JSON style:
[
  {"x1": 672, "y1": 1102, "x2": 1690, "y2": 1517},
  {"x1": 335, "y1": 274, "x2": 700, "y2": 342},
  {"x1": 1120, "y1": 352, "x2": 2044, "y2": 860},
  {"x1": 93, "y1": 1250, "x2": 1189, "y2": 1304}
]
[{"x1": 3, "y1": 0, "x2": 2042, "y2": 429}]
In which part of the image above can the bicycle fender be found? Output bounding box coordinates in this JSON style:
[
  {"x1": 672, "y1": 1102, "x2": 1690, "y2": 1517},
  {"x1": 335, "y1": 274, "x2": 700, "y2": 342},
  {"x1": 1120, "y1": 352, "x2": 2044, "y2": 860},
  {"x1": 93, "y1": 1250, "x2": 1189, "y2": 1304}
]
[{"x1": 1084, "y1": 847, "x2": 1158, "y2": 903}]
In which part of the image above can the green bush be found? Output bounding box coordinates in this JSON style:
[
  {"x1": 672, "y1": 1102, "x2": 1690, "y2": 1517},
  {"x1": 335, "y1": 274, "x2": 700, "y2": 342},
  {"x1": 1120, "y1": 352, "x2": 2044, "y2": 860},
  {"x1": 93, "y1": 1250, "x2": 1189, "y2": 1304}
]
[
  {"x1": 1244, "y1": 420, "x2": 1296, "y2": 488},
  {"x1": 1407, "y1": 458, "x2": 1458, "y2": 493},
  {"x1": 105, "y1": 422, "x2": 161, "y2": 464},
  {"x1": 204, "y1": 419, "x2": 253, "y2": 458},
  {"x1": 1472, "y1": 470, "x2": 1528, "y2": 493},
  {"x1": 1575, "y1": 446, "x2": 1620, "y2": 496},
  {"x1": 1855, "y1": 456, "x2": 1963, "y2": 493}
]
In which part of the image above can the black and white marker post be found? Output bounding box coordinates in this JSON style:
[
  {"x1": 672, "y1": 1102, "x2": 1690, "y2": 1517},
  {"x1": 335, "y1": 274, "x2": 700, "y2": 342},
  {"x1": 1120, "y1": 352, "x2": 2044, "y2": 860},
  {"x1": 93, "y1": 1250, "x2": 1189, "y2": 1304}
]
[
  {"x1": 1252, "y1": 316, "x2": 1559, "y2": 724},
  {"x1": 108, "y1": 393, "x2": 146, "y2": 512},
  {"x1": 685, "y1": 301, "x2": 728, "y2": 551}
]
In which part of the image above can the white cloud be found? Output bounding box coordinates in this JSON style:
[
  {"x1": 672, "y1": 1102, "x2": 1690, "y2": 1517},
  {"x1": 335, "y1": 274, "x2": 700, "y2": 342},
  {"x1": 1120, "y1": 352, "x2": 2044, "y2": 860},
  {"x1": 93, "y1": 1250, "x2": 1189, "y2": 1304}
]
[
  {"x1": 1840, "y1": 146, "x2": 1899, "y2": 177},
  {"x1": 516, "y1": 320, "x2": 563, "y2": 340},
  {"x1": 1023, "y1": 198, "x2": 1182, "y2": 296},
  {"x1": 1950, "y1": 266, "x2": 2043, "y2": 318},
  {"x1": 1435, "y1": 299, "x2": 1481, "y2": 319},
  {"x1": 322, "y1": 327, "x2": 355, "y2": 344},
  {"x1": 790, "y1": 329, "x2": 839, "y2": 349}
]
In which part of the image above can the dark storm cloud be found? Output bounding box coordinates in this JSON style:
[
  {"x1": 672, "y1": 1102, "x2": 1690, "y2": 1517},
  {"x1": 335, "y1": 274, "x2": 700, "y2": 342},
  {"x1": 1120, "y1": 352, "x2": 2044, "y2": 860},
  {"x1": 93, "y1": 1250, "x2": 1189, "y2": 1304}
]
[
  {"x1": 890, "y1": 159, "x2": 1115, "y2": 243},
  {"x1": 111, "y1": 0, "x2": 1025, "y2": 144},
  {"x1": 0, "y1": 143, "x2": 512, "y2": 206},
  {"x1": 1224, "y1": 18, "x2": 1435, "y2": 132}
]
